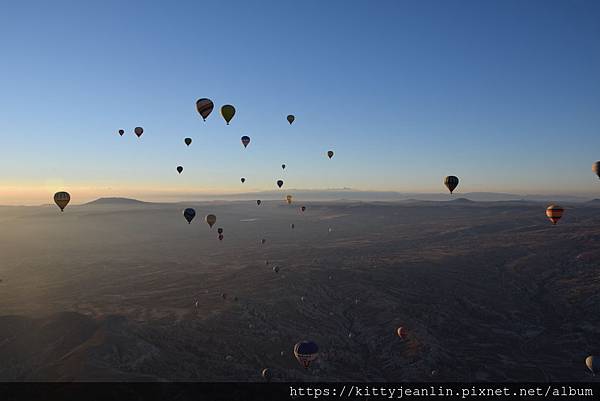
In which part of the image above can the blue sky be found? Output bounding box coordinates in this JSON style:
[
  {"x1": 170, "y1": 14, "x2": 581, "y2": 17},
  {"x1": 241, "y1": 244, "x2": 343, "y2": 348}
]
[{"x1": 1, "y1": 0, "x2": 599, "y2": 204}]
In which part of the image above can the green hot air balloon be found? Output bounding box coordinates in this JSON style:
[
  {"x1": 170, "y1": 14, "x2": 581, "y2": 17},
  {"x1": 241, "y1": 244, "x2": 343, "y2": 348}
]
[
  {"x1": 196, "y1": 98, "x2": 214, "y2": 121},
  {"x1": 444, "y1": 176, "x2": 459, "y2": 194},
  {"x1": 221, "y1": 105, "x2": 236, "y2": 125}
]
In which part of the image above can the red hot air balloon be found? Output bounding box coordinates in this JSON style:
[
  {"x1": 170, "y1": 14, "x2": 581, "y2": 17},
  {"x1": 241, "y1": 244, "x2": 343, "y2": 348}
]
[{"x1": 546, "y1": 205, "x2": 564, "y2": 225}]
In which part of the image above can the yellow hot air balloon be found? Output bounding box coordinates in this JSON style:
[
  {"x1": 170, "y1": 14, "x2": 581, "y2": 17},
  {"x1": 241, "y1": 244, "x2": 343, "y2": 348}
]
[
  {"x1": 205, "y1": 214, "x2": 217, "y2": 228},
  {"x1": 54, "y1": 191, "x2": 71, "y2": 212},
  {"x1": 286, "y1": 195, "x2": 293, "y2": 205},
  {"x1": 220, "y1": 105, "x2": 236, "y2": 125}
]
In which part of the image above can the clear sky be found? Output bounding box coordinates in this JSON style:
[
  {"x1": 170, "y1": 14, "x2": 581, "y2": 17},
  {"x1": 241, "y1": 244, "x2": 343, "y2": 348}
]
[{"x1": 1, "y1": 0, "x2": 599, "y2": 204}]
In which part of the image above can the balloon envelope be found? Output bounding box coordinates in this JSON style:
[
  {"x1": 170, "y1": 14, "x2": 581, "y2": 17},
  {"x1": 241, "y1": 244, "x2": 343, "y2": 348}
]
[
  {"x1": 262, "y1": 368, "x2": 272, "y2": 381},
  {"x1": 277, "y1": 180, "x2": 284, "y2": 188},
  {"x1": 205, "y1": 214, "x2": 217, "y2": 228},
  {"x1": 241, "y1": 135, "x2": 250, "y2": 148},
  {"x1": 257, "y1": 200, "x2": 261, "y2": 206},
  {"x1": 287, "y1": 115, "x2": 295, "y2": 124},
  {"x1": 218, "y1": 234, "x2": 224, "y2": 241},
  {"x1": 282, "y1": 164, "x2": 286, "y2": 170},
  {"x1": 294, "y1": 341, "x2": 318, "y2": 369},
  {"x1": 300, "y1": 206, "x2": 306, "y2": 212},
  {"x1": 241, "y1": 177, "x2": 246, "y2": 183},
  {"x1": 444, "y1": 176, "x2": 459, "y2": 194},
  {"x1": 183, "y1": 208, "x2": 196, "y2": 224},
  {"x1": 134, "y1": 127, "x2": 143, "y2": 137},
  {"x1": 286, "y1": 195, "x2": 293, "y2": 204},
  {"x1": 118, "y1": 129, "x2": 124, "y2": 136},
  {"x1": 397, "y1": 327, "x2": 407, "y2": 340},
  {"x1": 184, "y1": 138, "x2": 192, "y2": 146},
  {"x1": 177, "y1": 166, "x2": 183, "y2": 174},
  {"x1": 217, "y1": 227, "x2": 223, "y2": 234},
  {"x1": 273, "y1": 265, "x2": 280, "y2": 273},
  {"x1": 220, "y1": 104, "x2": 235, "y2": 125},
  {"x1": 53, "y1": 191, "x2": 71, "y2": 212},
  {"x1": 546, "y1": 205, "x2": 564, "y2": 225},
  {"x1": 196, "y1": 98, "x2": 214, "y2": 121},
  {"x1": 327, "y1": 150, "x2": 334, "y2": 159},
  {"x1": 586, "y1": 356, "x2": 600, "y2": 374},
  {"x1": 593, "y1": 162, "x2": 600, "y2": 179}
]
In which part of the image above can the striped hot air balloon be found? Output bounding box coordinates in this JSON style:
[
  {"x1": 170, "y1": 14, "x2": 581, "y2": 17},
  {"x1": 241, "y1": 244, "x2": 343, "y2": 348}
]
[
  {"x1": 546, "y1": 205, "x2": 564, "y2": 225},
  {"x1": 196, "y1": 98, "x2": 214, "y2": 121}
]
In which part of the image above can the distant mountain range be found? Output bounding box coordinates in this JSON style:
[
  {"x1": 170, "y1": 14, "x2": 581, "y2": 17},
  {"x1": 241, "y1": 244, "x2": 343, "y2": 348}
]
[
  {"x1": 160, "y1": 189, "x2": 596, "y2": 203},
  {"x1": 84, "y1": 197, "x2": 150, "y2": 206}
]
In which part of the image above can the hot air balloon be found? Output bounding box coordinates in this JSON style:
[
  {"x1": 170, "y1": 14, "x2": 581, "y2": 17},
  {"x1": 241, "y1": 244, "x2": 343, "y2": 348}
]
[
  {"x1": 291, "y1": 223, "x2": 295, "y2": 229},
  {"x1": 327, "y1": 150, "x2": 334, "y2": 159},
  {"x1": 184, "y1": 138, "x2": 192, "y2": 146},
  {"x1": 282, "y1": 164, "x2": 286, "y2": 170},
  {"x1": 277, "y1": 180, "x2": 284, "y2": 188},
  {"x1": 593, "y1": 162, "x2": 600, "y2": 179},
  {"x1": 261, "y1": 238, "x2": 266, "y2": 244},
  {"x1": 241, "y1": 177, "x2": 246, "y2": 183},
  {"x1": 205, "y1": 214, "x2": 216, "y2": 228},
  {"x1": 257, "y1": 200, "x2": 262, "y2": 206},
  {"x1": 217, "y1": 228, "x2": 223, "y2": 234},
  {"x1": 546, "y1": 205, "x2": 564, "y2": 225},
  {"x1": 221, "y1": 293, "x2": 227, "y2": 300},
  {"x1": 183, "y1": 208, "x2": 196, "y2": 224},
  {"x1": 586, "y1": 356, "x2": 600, "y2": 375},
  {"x1": 261, "y1": 368, "x2": 272, "y2": 382},
  {"x1": 287, "y1": 115, "x2": 295, "y2": 124},
  {"x1": 294, "y1": 341, "x2": 318, "y2": 369},
  {"x1": 286, "y1": 195, "x2": 293, "y2": 204},
  {"x1": 221, "y1": 104, "x2": 235, "y2": 125},
  {"x1": 300, "y1": 206, "x2": 306, "y2": 212},
  {"x1": 444, "y1": 176, "x2": 459, "y2": 194},
  {"x1": 241, "y1": 136, "x2": 250, "y2": 148},
  {"x1": 53, "y1": 192, "x2": 70, "y2": 212},
  {"x1": 177, "y1": 166, "x2": 183, "y2": 174},
  {"x1": 134, "y1": 127, "x2": 143, "y2": 137},
  {"x1": 196, "y1": 98, "x2": 214, "y2": 121},
  {"x1": 273, "y1": 265, "x2": 280, "y2": 273},
  {"x1": 118, "y1": 129, "x2": 124, "y2": 136},
  {"x1": 218, "y1": 234, "x2": 224, "y2": 241},
  {"x1": 397, "y1": 327, "x2": 407, "y2": 340}
]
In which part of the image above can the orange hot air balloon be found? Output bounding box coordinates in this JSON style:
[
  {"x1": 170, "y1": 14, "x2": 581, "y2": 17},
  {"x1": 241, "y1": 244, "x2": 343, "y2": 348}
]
[
  {"x1": 286, "y1": 195, "x2": 293, "y2": 204},
  {"x1": 546, "y1": 205, "x2": 564, "y2": 225}
]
